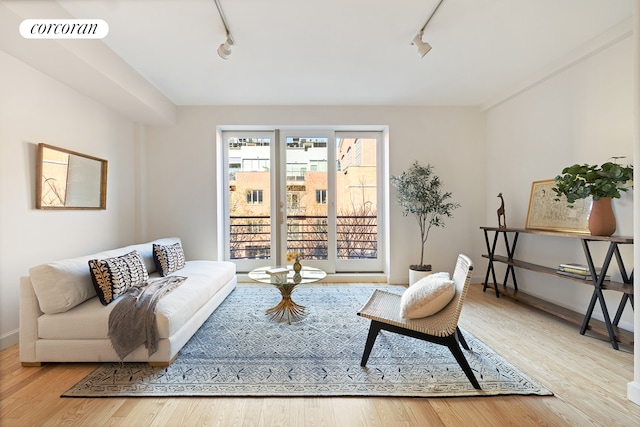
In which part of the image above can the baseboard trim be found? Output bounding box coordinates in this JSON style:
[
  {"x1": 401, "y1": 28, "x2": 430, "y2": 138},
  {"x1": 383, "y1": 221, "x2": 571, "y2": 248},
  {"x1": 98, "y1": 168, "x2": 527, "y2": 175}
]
[
  {"x1": 628, "y1": 381, "x2": 640, "y2": 407},
  {"x1": 0, "y1": 329, "x2": 19, "y2": 351}
]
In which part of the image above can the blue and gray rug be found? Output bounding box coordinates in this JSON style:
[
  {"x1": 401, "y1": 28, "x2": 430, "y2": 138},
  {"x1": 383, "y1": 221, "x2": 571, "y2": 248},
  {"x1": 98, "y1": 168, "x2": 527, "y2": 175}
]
[{"x1": 63, "y1": 284, "x2": 552, "y2": 397}]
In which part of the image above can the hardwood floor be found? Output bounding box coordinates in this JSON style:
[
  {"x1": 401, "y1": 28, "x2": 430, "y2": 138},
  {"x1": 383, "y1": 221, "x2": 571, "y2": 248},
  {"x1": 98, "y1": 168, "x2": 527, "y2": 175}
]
[{"x1": 1, "y1": 283, "x2": 639, "y2": 426}]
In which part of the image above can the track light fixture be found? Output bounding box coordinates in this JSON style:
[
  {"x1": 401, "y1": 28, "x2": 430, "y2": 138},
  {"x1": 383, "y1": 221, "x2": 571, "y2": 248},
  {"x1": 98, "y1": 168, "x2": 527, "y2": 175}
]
[
  {"x1": 412, "y1": 0, "x2": 444, "y2": 58},
  {"x1": 412, "y1": 32, "x2": 432, "y2": 58},
  {"x1": 214, "y1": 0, "x2": 234, "y2": 59},
  {"x1": 217, "y1": 36, "x2": 234, "y2": 59}
]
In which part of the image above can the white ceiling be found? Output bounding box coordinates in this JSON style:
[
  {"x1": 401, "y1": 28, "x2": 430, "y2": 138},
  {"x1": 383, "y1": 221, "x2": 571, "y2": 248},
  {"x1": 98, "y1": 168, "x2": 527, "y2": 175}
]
[{"x1": 57, "y1": 0, "x2": 633, "y2": 107}]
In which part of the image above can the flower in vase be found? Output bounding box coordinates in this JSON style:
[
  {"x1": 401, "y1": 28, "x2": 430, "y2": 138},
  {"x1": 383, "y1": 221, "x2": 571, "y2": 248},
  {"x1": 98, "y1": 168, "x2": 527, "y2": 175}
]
[{"x1": 286, "y1": 251, "x2": 304, "y2": 262}]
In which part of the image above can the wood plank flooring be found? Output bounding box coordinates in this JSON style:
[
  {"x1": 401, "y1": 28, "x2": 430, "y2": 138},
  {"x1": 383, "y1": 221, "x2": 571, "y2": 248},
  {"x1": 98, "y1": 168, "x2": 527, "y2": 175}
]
[{"x1": 1, "y1": 283, "x2": 639, "y2": 426}]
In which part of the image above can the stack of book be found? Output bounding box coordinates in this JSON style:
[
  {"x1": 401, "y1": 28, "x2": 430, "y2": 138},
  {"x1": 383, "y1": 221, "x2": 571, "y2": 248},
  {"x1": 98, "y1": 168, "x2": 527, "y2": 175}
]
[
  {"x1": 265, "y1": 267, "x2": 289, "y2": 284},
  {"x1": 556, "y1": 263, "x2": 610, "y2": 281}
]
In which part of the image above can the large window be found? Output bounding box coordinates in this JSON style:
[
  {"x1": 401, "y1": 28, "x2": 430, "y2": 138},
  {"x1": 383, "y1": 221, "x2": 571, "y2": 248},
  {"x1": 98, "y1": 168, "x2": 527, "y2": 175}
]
[
  {"x1": 221, "y1": 129, "x2": 383, "y2": 273},
  {"x1": 335, "y1": 134, "x2": 380, "y2": 263}
]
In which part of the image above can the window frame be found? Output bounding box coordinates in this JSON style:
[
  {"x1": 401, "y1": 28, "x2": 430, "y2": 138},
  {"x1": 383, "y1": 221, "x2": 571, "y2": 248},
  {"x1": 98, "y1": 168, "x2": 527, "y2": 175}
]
[{"x1": 219, "y1": 128, "x2": 386, "y2": 275}]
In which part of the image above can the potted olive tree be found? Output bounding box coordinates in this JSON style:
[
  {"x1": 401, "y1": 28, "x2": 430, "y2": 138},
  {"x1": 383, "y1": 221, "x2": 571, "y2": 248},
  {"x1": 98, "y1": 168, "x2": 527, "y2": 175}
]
[
  {"x1": 391, "y1": 161, "x2": 460, "y2": 285},
  {"x1": 552, "y1": 160, "x2": 633, "y2": 236}
]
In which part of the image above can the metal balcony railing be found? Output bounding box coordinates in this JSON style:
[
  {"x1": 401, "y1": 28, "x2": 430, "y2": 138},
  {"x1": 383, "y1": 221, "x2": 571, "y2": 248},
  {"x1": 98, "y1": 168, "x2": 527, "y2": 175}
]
[{"x1": 229, "y1": 214, "x2": 377, "y2": 260}]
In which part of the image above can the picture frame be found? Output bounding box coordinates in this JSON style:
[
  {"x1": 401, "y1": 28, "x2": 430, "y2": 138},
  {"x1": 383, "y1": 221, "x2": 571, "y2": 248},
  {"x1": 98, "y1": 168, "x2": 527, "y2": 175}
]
[
  {"x1": 525, "y1": 179, "x2": 591, "y2": 233},
  {"x1": 36, "y1": 143, "x2": 108, "y2": 209}
]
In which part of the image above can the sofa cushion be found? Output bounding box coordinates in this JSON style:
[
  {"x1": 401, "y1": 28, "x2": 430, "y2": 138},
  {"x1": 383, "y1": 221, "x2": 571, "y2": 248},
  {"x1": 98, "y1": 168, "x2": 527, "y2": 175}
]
[
  {"x1": 155, "y1": 261, "x2": 236, "y2": 337},
  {"x1": 37, "y1": 260, "x2": 237, "y2": 340},
  {"x1": 89, "y1": 251, "x2": 149, "y2": 305},
  {"x1": 29, "y1": 248, "x2": 122, "y2": 315},
  {"x1": 400, "y1": 272, "x2": 455, "y2": 319},
  {"x1": 153, "y1": 242, "x2": 186, "y2": 277},
  {"x1": 28, "y1": 237, "x2": 182, "y2": 314}
]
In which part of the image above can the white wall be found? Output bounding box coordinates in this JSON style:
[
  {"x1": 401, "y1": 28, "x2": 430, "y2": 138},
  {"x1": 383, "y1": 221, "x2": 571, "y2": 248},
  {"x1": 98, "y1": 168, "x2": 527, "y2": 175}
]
[
  {"x1": 485, "y1": 35, "x2": 635, "y2": 330},
  {"x1": 0, "y1": 50, "x2": 139, "y2": 348},
  {"x1": 144, "y1": 106, "x2": 486, "y2": 284}
]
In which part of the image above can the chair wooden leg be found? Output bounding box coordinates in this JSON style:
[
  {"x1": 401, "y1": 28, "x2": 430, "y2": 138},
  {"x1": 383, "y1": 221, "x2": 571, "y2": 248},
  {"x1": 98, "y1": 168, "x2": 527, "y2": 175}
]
[
  {"x1": 456, "y1": 326, "x2": 470, "y2": 350},
  {"x1": 360, "y1": 320, "x2": 382, "y2": 367},
  {"x1": 446, "y1": 337, "x2": 481, "y2": 390}
]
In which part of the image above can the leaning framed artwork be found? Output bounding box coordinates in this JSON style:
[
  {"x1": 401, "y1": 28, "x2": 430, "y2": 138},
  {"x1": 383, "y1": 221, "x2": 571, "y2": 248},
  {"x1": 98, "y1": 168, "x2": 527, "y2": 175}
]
[{"x1": 525, "y1": 179, "x2": 591, "y2": 233}]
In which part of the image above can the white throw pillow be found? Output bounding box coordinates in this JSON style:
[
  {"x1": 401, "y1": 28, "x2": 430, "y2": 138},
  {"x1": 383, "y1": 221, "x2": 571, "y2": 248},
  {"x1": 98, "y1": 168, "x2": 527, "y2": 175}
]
[{"x1": 400, "y1": 272, "x2": 455, "y2": 319}]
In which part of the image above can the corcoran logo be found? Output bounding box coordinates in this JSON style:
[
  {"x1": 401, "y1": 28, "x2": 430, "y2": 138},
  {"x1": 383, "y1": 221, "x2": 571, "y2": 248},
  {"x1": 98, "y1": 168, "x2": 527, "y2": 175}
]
[{"x1": 20, "y1": 19, "x2": 109, "y2": 39}]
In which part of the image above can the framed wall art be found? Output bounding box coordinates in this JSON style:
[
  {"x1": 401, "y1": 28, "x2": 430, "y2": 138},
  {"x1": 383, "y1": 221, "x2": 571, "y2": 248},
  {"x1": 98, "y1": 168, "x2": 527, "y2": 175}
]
[
  {"x1": 36, "y1": 143, "x2": 108, "y2": 209},
  {"x1": 525, "y1": 179, "x2": 591, "y2": 233}
]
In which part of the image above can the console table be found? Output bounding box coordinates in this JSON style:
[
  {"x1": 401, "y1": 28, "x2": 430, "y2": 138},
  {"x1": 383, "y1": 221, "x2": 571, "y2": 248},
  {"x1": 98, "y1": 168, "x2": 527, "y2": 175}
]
[{"x1": 480, "y1": 226, "x2": 634, "y2": 350}]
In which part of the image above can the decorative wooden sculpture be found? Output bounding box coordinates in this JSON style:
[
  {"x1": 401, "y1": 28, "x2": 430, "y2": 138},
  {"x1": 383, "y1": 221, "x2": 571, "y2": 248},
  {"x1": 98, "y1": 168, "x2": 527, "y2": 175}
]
[{"x1": 497, "y1": 193, "x2": 507, "y2": 228}]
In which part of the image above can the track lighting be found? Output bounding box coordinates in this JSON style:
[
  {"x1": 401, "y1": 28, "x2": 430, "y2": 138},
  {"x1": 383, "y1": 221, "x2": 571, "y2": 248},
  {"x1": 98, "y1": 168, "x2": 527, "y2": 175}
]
[
  {"x1": 214, "y1": 0, "x2": 234, "y2": 59},
  {"x1": 217, "y1": 36, "x2": 233, "y2": 59},
  {"x1": 411, "y1": 31, "x2": 432, "y2": 58},
  {"x1": 412, "y1": 0, "x2": 444, "y2": 58}
]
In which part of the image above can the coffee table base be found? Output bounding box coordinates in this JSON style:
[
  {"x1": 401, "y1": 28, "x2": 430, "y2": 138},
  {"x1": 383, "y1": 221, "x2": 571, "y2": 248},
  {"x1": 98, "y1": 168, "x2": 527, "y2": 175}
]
[{"x1": 267, "y1": 284, "x2": 305, "y2": 324}]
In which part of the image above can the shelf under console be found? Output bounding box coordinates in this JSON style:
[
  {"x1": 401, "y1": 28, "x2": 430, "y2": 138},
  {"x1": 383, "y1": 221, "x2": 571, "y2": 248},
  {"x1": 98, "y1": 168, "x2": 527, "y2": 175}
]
[{"x1": 480, "y1": 226, "x2": 634, "y2": 350}]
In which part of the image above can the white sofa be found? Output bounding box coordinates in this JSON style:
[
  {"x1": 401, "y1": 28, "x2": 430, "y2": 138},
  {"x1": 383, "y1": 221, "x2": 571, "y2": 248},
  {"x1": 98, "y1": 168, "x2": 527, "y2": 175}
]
[{"x1": 20, "y1": 237, "x2": 236, "y2": 367}]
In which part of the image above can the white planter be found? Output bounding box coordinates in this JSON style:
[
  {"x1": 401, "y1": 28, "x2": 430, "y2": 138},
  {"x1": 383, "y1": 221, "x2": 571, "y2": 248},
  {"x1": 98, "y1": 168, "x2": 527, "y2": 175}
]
[{"x1": 409, "y1": 269, "x2": 432, "y2": 286}]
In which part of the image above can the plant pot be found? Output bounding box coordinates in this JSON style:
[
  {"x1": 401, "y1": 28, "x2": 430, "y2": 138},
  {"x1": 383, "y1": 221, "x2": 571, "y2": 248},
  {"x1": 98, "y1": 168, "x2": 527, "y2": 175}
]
[
  {"x1": 588, "y1": 197, "x2": 616, "y2": 236},
  {"x1": 409, "y1": 268, "x2": 432, "y2": 286}
]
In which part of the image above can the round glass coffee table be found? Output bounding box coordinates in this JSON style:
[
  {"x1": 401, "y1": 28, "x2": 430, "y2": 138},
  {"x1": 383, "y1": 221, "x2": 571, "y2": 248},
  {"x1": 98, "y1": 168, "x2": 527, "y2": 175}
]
[{"x1": 248, "y1": 266, "x2": 326, "y2": 324}]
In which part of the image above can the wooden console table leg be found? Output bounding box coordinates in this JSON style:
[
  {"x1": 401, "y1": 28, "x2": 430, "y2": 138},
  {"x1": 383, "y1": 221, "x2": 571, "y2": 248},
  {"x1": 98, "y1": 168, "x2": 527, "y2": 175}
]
[
  {"x1": 579, "y1": 240, "x2": 619, "y2": 350},
  {"x1": 502, "y1": 231, "x2": 519, "y2": 292},
  {"x1": 612, "y1": 293, "x2": 632, "y2": 326},
  {"x1": 482, "y1": 229, "x2": 500, "y2": 297},
  {"x1": 594, "y1": 287, "x2": 618, "y2": 350},
  {"x1": 612, "y1": 251, "x2": 634, "y2": 326},
  {"x1": 612, "y1": 257, "x2": 634, "y2": 326}
]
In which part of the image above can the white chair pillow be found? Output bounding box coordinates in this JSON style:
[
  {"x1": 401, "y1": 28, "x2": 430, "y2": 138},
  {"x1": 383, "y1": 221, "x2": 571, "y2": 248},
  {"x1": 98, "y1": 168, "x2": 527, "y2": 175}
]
[{"x1": 400, "y1": 272, "x2": 455, "y2": 319}]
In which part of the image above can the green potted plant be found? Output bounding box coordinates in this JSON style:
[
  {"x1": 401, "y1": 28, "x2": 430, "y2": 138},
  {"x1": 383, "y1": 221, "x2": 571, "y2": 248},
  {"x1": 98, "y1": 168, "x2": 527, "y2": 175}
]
[
  {"x1": 552, "y1": 160, "x2": 633, "y2": 236},
  {"x1": 390, "y1": 161, "x2": 460, "y2": 284}
]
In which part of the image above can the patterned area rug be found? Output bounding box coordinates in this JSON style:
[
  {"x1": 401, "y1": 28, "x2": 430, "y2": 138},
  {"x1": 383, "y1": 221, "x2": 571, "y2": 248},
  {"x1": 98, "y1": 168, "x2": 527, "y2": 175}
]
[{"x1": 63, "y1": 284, "x2": 552, "y2": 398}]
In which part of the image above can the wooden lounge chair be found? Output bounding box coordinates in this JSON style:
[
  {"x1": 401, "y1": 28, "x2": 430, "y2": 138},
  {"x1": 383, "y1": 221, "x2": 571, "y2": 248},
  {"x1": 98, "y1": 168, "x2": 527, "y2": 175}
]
[{"x1": 357, "y1": 254, "x2": 480, "y2": 389}]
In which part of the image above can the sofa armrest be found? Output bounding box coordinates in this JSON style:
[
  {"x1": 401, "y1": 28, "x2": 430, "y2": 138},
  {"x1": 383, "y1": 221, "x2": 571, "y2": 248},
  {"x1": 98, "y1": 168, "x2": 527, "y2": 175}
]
[{"x1": 20, "y1": 276, "x2": 42, "y2": 363}]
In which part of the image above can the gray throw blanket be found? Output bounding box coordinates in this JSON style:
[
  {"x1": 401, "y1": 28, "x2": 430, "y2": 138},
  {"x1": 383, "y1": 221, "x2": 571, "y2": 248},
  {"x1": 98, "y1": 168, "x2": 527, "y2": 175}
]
[{"x1": 108, "y1": 276, "x2": 186, "y2": 360}]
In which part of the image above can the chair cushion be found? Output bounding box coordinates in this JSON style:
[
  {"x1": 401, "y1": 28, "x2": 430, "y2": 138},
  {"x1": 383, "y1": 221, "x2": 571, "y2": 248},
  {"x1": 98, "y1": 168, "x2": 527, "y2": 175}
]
[
  {"x1": 153, "y1": 242, "x2": 186, "y2": 277},
  {"x1": 400, "y1": 272, "x2": 455, "y2": 319},
  {"x1": 88, "y1": 251, "x2": 149, "y2": 305}
]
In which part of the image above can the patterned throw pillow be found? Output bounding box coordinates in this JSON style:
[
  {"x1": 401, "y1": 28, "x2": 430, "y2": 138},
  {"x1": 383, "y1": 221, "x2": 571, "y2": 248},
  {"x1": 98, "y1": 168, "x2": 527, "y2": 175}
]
[
  {"x1": 153, "y1": 242, "x2": 186, "y2": 277},
  {"x1": 88, "y1": 251, "x2": 149, "y2": 305}
]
